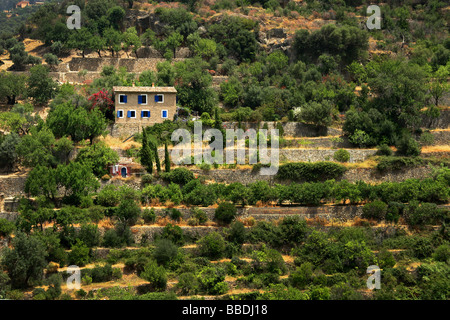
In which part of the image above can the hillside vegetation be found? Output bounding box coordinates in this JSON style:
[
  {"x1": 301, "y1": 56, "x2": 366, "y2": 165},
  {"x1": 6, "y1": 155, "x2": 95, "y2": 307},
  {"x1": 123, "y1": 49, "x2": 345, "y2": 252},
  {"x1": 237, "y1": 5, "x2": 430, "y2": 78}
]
[{"x1": 0, "y1": 0, "x2": 449, "y2": 301}]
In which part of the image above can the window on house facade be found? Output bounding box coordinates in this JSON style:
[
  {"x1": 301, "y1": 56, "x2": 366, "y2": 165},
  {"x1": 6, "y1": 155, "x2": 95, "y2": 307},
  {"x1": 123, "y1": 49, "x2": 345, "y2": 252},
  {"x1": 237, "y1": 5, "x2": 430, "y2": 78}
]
[
  {"x1": 155, "y1": 94, "x2": 164, "y2": 103},
  {"x1": 141, "y1": 110, "x2": 150, "y2": 118},
  {"x1": 117, "y1": 110, "x2": 124, "y2": 118},
  {"x1": 127, "y1": 110, "x2": 136, "y2": 118},
  {"x1": 119, "y1": 94, "x2": 127, "y2": 104},
  {"x1": 138, "y1": 94, "x2": 147, "y2": 105},
  {"x1": 161, "y1": 110, "x2": 168, "y2": 118}
]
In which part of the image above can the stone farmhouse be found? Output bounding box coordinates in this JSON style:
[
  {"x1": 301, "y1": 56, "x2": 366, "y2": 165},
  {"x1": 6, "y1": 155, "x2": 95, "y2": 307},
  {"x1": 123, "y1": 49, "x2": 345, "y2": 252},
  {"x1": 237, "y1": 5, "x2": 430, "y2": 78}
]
[{"x1": 113, "y1": 85, "x2": 177, "y2": 125}]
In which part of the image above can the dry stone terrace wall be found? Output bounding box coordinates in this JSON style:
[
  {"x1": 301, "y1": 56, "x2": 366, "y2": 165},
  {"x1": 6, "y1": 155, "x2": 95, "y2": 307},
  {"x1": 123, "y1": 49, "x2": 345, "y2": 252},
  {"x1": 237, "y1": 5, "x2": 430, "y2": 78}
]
[
  {"x1": 98, "y1": 165, "x2": 435, "y2": 191},
  {"x1": 421, "y1": 109, "x2": 450, "y2": 129},
  {"x1": 430, "y1": 130, "x2": 450, "y2": 145},
  {"x1": 0, "y1": 176, "x2": 26, "y2": 197},
  {"x1": 187, "y1": 166, "x2": 434, "y2": 185},
  {"x1": 222, "y1": 121, "x2": 343, "y2": 137}
]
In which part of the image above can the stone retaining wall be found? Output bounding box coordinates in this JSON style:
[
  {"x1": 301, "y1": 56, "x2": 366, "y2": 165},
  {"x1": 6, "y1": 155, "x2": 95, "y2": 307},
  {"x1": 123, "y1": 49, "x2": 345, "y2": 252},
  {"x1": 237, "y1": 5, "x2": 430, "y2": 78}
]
[
  {"x1": 189, "y1": 165, "x2": 434, "y2": 185},
  {"x1": 430, "y1": 130, "x2": 450, "y2": 145},
  {"x1": 62, "y1": 57, "x2": 185, "y2": 73},
  {"x1": 0, "y1": 176, "x2": 26, "y2": 197},
  {"x1": 222, "y1": 121, "x2": 343, "y2": 137},
  {"x1": 422, "y1": 110, "x2": 450, "y2": 129}
]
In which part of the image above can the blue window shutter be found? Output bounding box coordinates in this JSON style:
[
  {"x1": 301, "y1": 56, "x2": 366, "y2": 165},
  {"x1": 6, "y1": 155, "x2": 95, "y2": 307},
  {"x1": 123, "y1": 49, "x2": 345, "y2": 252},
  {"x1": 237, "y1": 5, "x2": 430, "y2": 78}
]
[
  {"x1": 127, "y1": 111, "x2": 131, "y2": 118},
  {"x1": 141, "y1": 111, "x2": 144, "y2": 118},
  {"x1": 123, "y1": 95, "x2": 127, "y2": 103},
  {"x1": 154, "y1": 95, "x2": 158, "y2": 102},
  {"x1": 117, "y1": 111, "x2": 120, "y2": 118},
  {"x1": 148, "y1": 111, "x2": 151, "y2": 118},
  {"x1": 138, "y1": 95, "x2": 142, "y2": 104}
]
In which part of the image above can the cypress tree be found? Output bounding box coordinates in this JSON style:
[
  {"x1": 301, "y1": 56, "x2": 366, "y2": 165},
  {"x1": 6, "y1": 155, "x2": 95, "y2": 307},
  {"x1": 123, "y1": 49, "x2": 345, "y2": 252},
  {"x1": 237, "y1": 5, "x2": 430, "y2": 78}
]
[
  {"x1": 153, "y1": 140, "x2": 161, "y2": 173},
  {"x1": 164, "y1": 141, "x2": 171, "y2": 172},
  {"x1": 140, "y1": 128, "x2": 153, "y2": 174},
  {"x1": 214, "y1": 107, "x2": 222, "y2": 130}
]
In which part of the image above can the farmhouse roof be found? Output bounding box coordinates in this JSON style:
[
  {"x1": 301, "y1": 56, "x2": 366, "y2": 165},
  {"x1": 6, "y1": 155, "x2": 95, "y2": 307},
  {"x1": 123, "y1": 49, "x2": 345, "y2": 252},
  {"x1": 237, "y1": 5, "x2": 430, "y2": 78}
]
[{"x1": 113, "y1": 86, "x2": 177, "y2": 93}]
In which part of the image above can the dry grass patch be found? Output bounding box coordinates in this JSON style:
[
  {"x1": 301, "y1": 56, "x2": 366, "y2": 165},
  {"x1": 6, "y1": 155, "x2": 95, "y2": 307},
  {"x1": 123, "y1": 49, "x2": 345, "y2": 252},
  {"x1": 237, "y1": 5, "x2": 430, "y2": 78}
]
[
  {"x1": 100, "y1": 135, "x2": 141, "y2": 150},
  {"x1": 98, "y1": 217, "x2": 115, "y2": 230},
  {"x1": 237, "y1": 217, "x2": 256, "y2": 227},
  {"x1": 305, "y1": 216, "x2": 328, "y2": 227},
  {"x1": 343, "y1": 158, "x2": 378, "y2": 169},
  {"x1": 421, "y1": 145, "x2": 450, "y2": 153}
]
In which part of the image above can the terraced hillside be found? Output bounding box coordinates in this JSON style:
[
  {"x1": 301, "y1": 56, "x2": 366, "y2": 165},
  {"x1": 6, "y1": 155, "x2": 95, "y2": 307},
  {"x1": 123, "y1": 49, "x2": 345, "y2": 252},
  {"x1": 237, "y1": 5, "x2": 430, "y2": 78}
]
[{"x1": 0, "y1": 0, "x2": 449, "y2": 302}]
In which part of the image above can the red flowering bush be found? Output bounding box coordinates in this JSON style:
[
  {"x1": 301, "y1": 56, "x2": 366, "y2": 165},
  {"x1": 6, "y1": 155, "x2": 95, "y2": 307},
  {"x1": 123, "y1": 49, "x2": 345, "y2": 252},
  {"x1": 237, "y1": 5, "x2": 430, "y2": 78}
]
[{"x1": 88, "y1": 90, "x2": 114, "y2": 119}]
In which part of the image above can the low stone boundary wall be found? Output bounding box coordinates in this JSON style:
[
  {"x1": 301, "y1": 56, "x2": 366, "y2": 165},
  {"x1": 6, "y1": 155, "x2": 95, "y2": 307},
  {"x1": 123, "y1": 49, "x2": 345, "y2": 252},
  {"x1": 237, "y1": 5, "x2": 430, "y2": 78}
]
[
  {"x1": 430, "y1": 130, "x2": 450, "y2": 145},
  {"x1": 0, "y1": 176, "x2": 26, "y2": 197}
]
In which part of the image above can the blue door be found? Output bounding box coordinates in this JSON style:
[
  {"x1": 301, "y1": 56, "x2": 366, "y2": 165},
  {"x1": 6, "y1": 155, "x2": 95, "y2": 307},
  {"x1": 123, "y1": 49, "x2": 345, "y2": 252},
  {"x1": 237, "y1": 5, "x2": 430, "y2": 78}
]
[{"x1": 121, "y1": 167, "x2": 127, "y2": 178}]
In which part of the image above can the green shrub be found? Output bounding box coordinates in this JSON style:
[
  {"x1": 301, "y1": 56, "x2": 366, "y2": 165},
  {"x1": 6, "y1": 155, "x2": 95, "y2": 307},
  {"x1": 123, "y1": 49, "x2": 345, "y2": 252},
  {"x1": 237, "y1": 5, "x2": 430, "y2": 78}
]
[
  {"x1": 141, "y1": 174, "x2": 153, "y2": 185},
  {"x1": 419, "y1": 132, "x2": 434, "y2": 146},
  {"x1": 278, "y1": 216, "x2": 309, "y2": 246},
  {"x1": 395, "y1": 135, "x2": 421, "y2": 157},
  {"x1": 68, "y1": 240, "x2": 90, "y2": 267},
  {"x1": 84, "y1": 264, "x2": 122, "y2": 283},
  {"x1": 116, "y1": 199, "x2": 141, "y2": 225},
  {"x1": 214, "y1": 202, "x2": 237, "y2": 225},
  {"x1": 376, "y1": 156, "x2": 424, "y2": 172},
  {"x1": 377, "y1": 248, "x2": 396, "y2": 269},
  {"x1": 191, "y1": 207, "x2": 208, "y2": 224},
  {"x1": 405, "y1": 202, "x2": 443, "y2": 227},
  {"x1": 161, "y1": 167, "x2": 194, "y2": 185},
  {"x1": 159, "y1": 223, "x2": 184, "y2": 246},
  {"x1": 276, "y1": 162, "x2": 347, "y2": 182},
  {"x1": 309, "y1": 286, "x2": 331, "y2": 300},
  {"x1": 0, "y1": 218, "x2": 15, "y2": 237},
  {"x1": 153, "y1": 239, "x2": 178, "y2": 266},
  {"x1": 77, "y1": 224, "x2": 101, "y2": 248},
  {"x1": 102, "y1": 222, "x2": 134, "y2": 248},
  {"x1": 32, "y1": 288, "x2": 47, "y2": 300},
  {"x1": 140, "y1": 260, "x2": 167, "y2": 290},
  {"x1": 198, "y1": 232, "x2": 227, "y2": 259},
  {"x1": 96, "y1": 185, "x2": 121, "y2": 207},
  {"x1": 124, "y1": 255, "x2": 151, "y2": 276},
  {"x1": 177, "y1": 272, "x2": 199, "y2": 295},
  {"x1": 333, "y1": 149, "x2": 350, "y2": 162},
  {"x1": 227, "y1": 221, "x2": 246, "y2": 245},
  {"x1": 411, "y1": 237, "x2": 434, "y2": 259},
  {"x1": 184, "y1": 184, "x2": 218, "y2": 206},
  {"x1": 85, "y1": 205, "x2": 106, "y2": 222},
  {"x1": 386, "y1": 202, "x2": 404, "y2": 223},
  {"x1": 362, "y1": 200, "x2": 388, "y2": 221},
  {"x1": 196, "y1": 266, "x2": 228, "y2": 295},
  {"x1": 251, "y1": 246, "x2": 286, "y2": 275},
  {"x1": 290, "y1": 262, "x2": 314, "y2": 289},
  {"x1": 137, "y1": 292, "x2": 178, "y2": 300},
  {"x1": 142, "y1": 208, "x2": 156, "y2": 224},
  {"x1": 432, "y1": 244, "x2": 450, "y2": 262},
  {"x1": 167, "y1": 208, "x2": 182, "y2": 222},
  {"x1": 376, "y1": 144, "x2": 393, "y2": 156}
]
